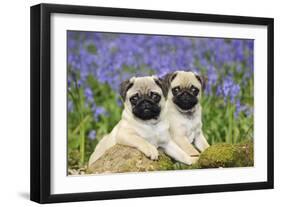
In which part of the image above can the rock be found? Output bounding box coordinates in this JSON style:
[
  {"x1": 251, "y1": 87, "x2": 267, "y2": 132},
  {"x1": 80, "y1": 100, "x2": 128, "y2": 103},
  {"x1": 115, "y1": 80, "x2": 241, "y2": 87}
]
[
  {"x1": 87, "y1": 144, "x2": 174, "y2": 174},
  {"x1": 87, "y1": 141, "x2": 254, "y2": 174},
  {"x1": 198, "y1": 141, "x2": 254, "y2": 168}
]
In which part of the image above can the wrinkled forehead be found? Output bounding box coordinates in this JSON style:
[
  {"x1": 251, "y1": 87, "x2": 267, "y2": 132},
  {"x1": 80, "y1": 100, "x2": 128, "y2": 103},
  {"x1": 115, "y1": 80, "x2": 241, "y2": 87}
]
[
  {"x1": 127, "y1": 77, "x2": 162, "y2": 96},
  {"x1": 171, "y1": 72, "x2": 201, "y2": 89}
]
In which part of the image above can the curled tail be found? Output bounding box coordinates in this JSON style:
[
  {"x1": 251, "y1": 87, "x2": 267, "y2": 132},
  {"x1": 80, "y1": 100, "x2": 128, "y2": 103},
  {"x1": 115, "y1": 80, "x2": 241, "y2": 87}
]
[{"x1": 88, "y1": 134, "x2": 115, "y2": 167}]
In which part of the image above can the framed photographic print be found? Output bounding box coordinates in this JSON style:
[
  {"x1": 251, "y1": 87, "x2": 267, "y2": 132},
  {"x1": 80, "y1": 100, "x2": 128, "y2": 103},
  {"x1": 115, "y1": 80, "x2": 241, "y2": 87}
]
[{"x1": 30, "y1": 3, "x2": 274, "y2": 203}]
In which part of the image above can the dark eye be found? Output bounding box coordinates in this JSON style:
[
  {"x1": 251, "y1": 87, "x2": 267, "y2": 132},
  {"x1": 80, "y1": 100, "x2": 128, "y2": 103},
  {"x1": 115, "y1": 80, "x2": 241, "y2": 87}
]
[
  {"x1": 190, "y1": 85, "x2": 199, "y2": 96},
  {"x1": 150, "y1": 92, "x2": 161, "y2": 103},
  {"x1": 130, "y1": 94, "x2": 139, "y2": 105},
  {"x1": 172, "y1": 86, "x2": 180, "y2": 96}
]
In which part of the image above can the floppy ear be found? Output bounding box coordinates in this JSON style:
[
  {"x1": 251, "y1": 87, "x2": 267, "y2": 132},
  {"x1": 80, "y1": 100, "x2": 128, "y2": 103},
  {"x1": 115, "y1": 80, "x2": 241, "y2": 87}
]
[
  {"x1": 195, "y1": 74, "x2": 207, "y2": 90},
  {"x1": 154, "y1": 77, "x2": 168, "y2": 97},
  {"x1": 163, "y1": 72, "x2": 177, "y2": 91},
  {"x1": 119, "y1": 79, "x2": 134, "y2": 101}
]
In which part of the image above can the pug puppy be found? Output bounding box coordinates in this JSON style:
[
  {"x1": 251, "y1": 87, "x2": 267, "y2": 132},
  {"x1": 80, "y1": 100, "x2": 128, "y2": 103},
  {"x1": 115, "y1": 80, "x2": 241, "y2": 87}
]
[
  {"x1": 164, "y1": 71, "x2": 210, "y2": 157},
  {"x1": 88, "y1": 76, "x2": 197, "y2": 166}
]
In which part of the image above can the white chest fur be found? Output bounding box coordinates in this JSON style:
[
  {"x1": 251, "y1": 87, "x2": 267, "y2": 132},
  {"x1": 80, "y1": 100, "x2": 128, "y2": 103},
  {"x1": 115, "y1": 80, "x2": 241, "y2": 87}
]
[
  {"x1": 132, "y1": 119, "x2": 171, "y2": 147},
  {"x1": 121, "y1": 110, "x2": 171, "y2": 147},
  {"x1": 168, "y1": 104, "x2": 202, "y2": 143},
  {"x1": 182, "y1": 114, "x2": 202, "y2": 143}
]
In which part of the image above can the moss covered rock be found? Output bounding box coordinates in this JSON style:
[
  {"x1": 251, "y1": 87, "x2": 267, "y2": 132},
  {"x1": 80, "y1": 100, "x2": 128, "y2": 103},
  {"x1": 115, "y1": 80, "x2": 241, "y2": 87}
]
[
  {"x1": 198, "y1": 141, "x2": 253, "y2": 168},
  {"x1": 86, "y1": 142, "x2": 253, "y2": 174},
  {"x1": 87, "y1": 144, "x2": 174, "y2": 174}
]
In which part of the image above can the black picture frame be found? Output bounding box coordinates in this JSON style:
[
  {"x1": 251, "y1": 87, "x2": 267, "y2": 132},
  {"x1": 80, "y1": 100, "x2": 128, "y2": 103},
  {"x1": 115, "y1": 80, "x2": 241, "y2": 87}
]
[{"x1": 30, "y1": 3, "x2": 274, "y2": 204}]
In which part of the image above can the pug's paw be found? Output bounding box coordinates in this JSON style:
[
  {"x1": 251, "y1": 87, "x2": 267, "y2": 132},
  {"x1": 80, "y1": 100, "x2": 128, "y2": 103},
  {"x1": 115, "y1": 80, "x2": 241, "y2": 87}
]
[
  {"x1": 140, "y1": 144, "x2": 159, "y2": 160},
  {"x1": 183, "y1": 155, "x2": 199, "y2": 165},
  {"x1": 189, "y1": 148, "x2": 200, "y2": 157}
]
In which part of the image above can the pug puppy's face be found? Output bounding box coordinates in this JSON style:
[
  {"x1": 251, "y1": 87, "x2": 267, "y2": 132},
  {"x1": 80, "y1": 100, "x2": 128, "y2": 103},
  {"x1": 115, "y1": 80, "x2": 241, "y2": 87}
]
[
  {"x1": 120, "y1": 76, "x2": 167, "y2": 121},
  {"x1": 164, "y1": 71, "x2": 205, "y2": 112}
]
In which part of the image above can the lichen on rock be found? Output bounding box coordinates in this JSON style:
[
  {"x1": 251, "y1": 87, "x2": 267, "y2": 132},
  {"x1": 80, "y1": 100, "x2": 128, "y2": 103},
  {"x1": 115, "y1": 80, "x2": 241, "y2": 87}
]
[{"x1": 86, "y1": 141, "x2": 254, "y2": 174}]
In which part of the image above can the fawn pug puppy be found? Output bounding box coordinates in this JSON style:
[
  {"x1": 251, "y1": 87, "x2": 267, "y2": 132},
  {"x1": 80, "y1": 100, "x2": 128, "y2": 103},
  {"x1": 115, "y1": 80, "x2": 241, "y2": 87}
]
[
  {"x1": 88, "y1": 76, "x2": 197, "y2": 167},
  {"x1": 164, "y1": 71, "x2": 210, "y2": 157}
]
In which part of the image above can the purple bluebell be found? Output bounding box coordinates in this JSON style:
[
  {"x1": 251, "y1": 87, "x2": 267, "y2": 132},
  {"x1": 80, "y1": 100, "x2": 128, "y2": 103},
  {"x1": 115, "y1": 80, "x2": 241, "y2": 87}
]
[
  {"x1": 67, "y1": 31, "x2": 254, "y2": 117},
  {"x1": 84, "y1": 87, "x2": 94, "y2": 103},
  {"x1": 88, "y1": 130, "x2": 96, "y2": 140}
]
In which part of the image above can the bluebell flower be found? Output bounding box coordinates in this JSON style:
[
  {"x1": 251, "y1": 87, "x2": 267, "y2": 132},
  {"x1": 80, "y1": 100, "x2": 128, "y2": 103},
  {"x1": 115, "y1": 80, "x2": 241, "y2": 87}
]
[
  {"x1": 88, "y1": 130, "x2": 96, "y2": 140},
  {"x1": 67, "y1": 100, "x2": 73, "y2": 112},
  {"x1": 91, "y1": 104, "x2": 108, "y2": 121},
  {"x1": 67, "y1": 31, "x2": 253, "y2": 117},
  {"x1": 95, "y1": 106, "x2": 107, "y2": 116},
  {"x1": 84, "y1": 87, "x2": 94, "y2": 103},
  {"x1": 216, "y1": 76, "x2": 240, "y2": 104}
]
